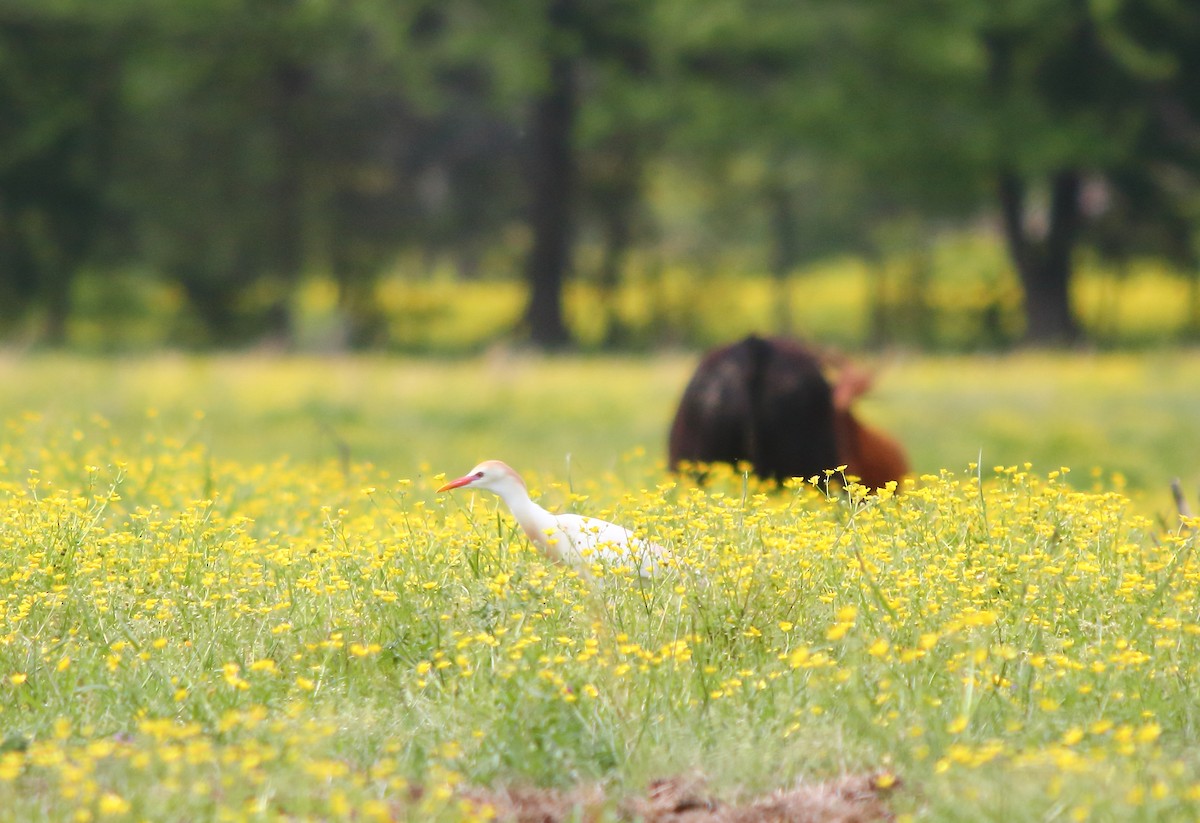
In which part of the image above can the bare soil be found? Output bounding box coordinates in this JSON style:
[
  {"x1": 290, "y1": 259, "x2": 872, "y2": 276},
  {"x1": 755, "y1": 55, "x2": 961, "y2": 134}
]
[{"x1": 453, "y1": 772, "x2": 900, "y2": 822}]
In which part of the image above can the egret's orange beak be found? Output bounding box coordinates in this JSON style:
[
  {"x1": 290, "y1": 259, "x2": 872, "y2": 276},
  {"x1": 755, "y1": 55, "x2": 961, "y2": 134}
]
[{"x1": 437, "y1": 474, "x2": 477, "y2": 493}]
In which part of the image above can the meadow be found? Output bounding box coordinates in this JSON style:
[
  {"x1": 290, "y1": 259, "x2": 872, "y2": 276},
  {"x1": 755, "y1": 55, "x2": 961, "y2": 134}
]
[{"x1": 1, "y1": 351, "x2": 1200, "y2": 821}]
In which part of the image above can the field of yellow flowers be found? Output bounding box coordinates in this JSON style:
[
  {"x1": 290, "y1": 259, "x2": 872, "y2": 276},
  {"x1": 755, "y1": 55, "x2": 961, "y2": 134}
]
[{"x1": 1, "y1": 352, "x2": 1200, "y2": 821}]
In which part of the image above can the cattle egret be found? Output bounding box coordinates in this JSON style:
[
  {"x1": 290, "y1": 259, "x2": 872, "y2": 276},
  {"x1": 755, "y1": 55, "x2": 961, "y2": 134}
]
[{"x1": 437, "y1": 460, "x2": 667, "y2": 577}]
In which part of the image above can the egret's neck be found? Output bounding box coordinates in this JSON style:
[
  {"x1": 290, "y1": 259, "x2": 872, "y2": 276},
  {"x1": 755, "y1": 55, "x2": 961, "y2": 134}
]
[
  {"x1": 491, "y1": 482, "x2": 562, "y2": 558},
  {"x1": 493, "y1": 483, "x2": 554, "y2": 532}
]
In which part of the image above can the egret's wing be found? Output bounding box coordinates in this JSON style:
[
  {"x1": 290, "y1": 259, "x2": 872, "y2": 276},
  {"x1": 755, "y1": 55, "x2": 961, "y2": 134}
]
[{"x1": 555, "y1": 514, "x2": 666, "y2": 576}]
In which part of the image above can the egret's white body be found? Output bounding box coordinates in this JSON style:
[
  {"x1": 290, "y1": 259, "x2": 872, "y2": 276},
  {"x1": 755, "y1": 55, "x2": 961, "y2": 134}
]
[{"x1": 438, "y1": 460, "x2": 666, "y2": 577}]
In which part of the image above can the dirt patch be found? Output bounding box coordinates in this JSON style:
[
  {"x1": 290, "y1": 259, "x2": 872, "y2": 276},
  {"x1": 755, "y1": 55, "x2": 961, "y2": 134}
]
[
  {"x1": 459, "y1": 772, "x2": 900, "y2": 823},
  {"x1": 461, "y1": 783, "x2": 606, "y2": 823}
]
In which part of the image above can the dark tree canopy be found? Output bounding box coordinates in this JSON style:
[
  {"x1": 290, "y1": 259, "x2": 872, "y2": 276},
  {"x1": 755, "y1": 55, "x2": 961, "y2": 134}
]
[{"x1": 0, "y1": 0, "x2": 1197, "y2": 348}]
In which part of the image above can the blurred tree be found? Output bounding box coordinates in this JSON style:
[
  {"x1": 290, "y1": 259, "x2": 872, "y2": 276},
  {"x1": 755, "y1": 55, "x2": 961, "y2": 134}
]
[
  {"x1": 574, "y1": 5, "x2": 661, "y2": 347},
  {"x1": 660, "y1": 0, "x2": 1200, "y2": 346},
  {"x1": 1077, "y1": 2, "x2": 1200, "y2": 339},
  {"x1": 983, "y1": 0, "x2": 1200, "y2": 342},
  {"x1": 521, "y1": 0, "x2": 577, "y2": 348},
  {"x1": 1, "y1": 0, "x2": 1198, "y2": 351},
  {"x1": 0, "y1": 7, "x2": 125, "y2": 343},
  {"x1": 423, "y1": 0, "x2": 660, "y2": 348},
  {"x1": 115, "y1": 0, "x2": 348, "y2": 345},
  {"x1": 518, "y1": 0, "x2": 663, "y2": 348},
  {"x1": 113, "y1": 0, "x2": 524, "y2": 347},
  {"x1": 655, "y1": 0, "x2": 985, "y2": 344}
]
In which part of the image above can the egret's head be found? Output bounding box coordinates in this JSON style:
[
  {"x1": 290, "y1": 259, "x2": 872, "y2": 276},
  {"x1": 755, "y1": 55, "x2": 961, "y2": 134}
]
[{"x1": 437, "y1": 460, "x2": 526, "y2": 496}]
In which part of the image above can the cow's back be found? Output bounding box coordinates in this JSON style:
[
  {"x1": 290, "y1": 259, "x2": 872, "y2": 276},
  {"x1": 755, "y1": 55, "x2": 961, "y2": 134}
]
[{"x1": 669, "y1": 336, "x2": 840, "y2": 482}]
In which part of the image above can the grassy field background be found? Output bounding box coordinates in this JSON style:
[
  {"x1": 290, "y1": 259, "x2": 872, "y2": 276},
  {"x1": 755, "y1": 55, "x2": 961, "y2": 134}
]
[
  {"x1": 1, "y1": 350, "x2": 1199, "y2": 821},
  {"x1": 1, "y1": 349, "x2": 1196, "y2": 506}
]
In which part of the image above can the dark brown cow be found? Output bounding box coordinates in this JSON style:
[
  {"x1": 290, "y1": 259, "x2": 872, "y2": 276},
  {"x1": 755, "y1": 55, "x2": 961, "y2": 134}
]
[{"x1": 668, "y1": 335, "x2": 909, "y2": 488}]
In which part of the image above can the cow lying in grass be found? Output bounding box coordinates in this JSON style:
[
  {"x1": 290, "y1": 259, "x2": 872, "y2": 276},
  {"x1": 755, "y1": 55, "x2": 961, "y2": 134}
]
[{"x1": 669, "y1": 335, "x2": 909, "y2": 488}]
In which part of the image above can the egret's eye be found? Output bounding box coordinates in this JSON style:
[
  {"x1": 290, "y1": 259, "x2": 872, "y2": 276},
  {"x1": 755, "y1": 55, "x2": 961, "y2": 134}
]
[{"x1": 474, "y1": 471, "x2": 485, "y2": 478}]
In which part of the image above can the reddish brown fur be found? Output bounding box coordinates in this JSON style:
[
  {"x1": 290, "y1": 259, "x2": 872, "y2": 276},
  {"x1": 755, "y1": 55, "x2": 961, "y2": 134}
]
[
  {"x1": 830, "y1": 364, "x2": 910, "y2": 489},
  {"x1": 833, "y1": 412, "x2": 910, "y2": 489}
]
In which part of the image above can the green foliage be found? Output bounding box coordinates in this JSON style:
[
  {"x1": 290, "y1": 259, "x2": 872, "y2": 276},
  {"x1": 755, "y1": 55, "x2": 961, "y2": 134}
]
[
  {"x1": 48, "y1": 232, "x2": 1200, "y2": 352},
  {"x1": 3, "y1": 0, "x2": 1200, "y2": 348}
]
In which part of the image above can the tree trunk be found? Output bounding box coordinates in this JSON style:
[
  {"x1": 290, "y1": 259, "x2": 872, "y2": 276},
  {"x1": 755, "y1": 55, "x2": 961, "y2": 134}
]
[
  {"x1": 1188, "y1": 266, "x2": 1200, "y2": 341},
  {"x1": 597, "y1": 201, "x2": 632, "y2": 348},
  {"x1": 998, "y1": 169, "x2": 1083, "y2": 345},
  {"x1": 181, "y1": 276, "x2": 243, "y2": 344},
  {"x1": 1182, "y1": 240, "x2": 1200, "y2": 341},
  {"x1": 42, "y1": 269, "x2": 71, "y2": 346},
  {"x1": 768, "y1": 186, "x2": 800, "y2": 335},
  {"x1": 265, "y1": 62, "x2": 310, "y2": 347},
  {"x1": 331, "y1": 245, "x2": 385, "y2": 350},
  {"x1": 522, "y1": 0, "x2": 577, "y2": 349},
  {"x1": 866, "y1": 250, "x2": 890, "y2": 349}
]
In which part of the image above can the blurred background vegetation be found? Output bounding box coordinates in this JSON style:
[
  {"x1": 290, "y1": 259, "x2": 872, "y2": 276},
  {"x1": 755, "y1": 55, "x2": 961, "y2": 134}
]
[{"x1": 2, "y1": 0, "x2": 1199, "y2": 352}]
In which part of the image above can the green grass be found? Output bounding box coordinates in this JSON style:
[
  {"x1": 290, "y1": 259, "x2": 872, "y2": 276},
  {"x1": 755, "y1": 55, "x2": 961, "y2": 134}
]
[
  {"x1": 1, "y1": 350, "x2": 1196, "y2": 506},
  {"x1": 0, "y1": 351, "x2": 1199, "y2": 820}
]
